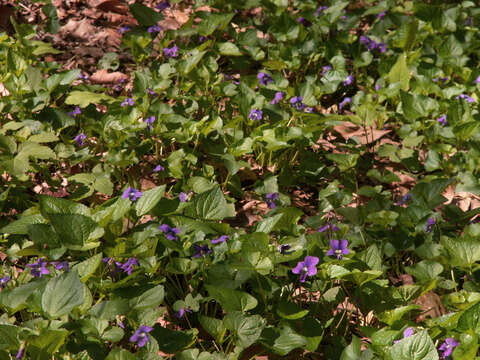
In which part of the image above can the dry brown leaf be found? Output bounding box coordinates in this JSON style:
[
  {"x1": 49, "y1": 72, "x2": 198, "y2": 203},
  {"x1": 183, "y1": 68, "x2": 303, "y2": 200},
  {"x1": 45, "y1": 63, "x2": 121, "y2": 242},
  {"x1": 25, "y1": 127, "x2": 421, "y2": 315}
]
[
  {"x1": 90, "y1": 69, "x2": 128, "y2": 84},
  {"x1": 61, "y1": 19, "x2": 97, "y2": 40},
  {"x1": 97, "y1": 0, "x2": 129, "y2": 14},
  {"x1": 416, "y1": 291, "x2": 445, "y2": 322},
  {"x1": 0, "y1": 5, "x2": 14, "y2": 33},
  {"x1": 333, "y1": 121, "x2": 390, "y2": 145}
]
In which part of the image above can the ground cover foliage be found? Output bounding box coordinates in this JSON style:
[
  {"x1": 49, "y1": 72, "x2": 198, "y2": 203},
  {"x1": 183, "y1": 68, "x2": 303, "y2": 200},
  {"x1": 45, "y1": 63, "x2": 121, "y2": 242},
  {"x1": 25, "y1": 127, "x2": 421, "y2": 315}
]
[{"x1": 0, "y1": 0, "x2": 480, "y2": 358}]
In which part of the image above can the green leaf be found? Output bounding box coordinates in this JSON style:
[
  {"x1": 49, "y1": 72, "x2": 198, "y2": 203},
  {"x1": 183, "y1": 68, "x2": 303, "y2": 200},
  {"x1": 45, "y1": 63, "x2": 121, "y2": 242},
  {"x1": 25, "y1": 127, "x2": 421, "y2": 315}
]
[
  {"x1": 199, "y1": 316, "x2": 226, "y2": 343},
  {"x1": 41, "y1": 271, "x2": 84, "y2": 318},
  {"x1": 388, "y1": 53, "x2": 410, "y2": 91},
  {"x1": 48, "y1": 214, "x2": 103, "y2": 250},
  {"x1": 400, "y1": 91, "x2": 436, "y2": 121},
  {"x1": 151, "y1": 326, "x2": 198, "y2": 354},
  {"x1": 72, "y1": 253, "x2": 103, "y2": 281},
  {"x1": 129, "y1": 285, "x2": 165, "y2": 311},
  {"x1": 217, "y1": 42, "x2": 243, "y2": 56},
  {"x1": 442, "y1": 236, "x2": 480, "y2": 268},
  {"x1": 196, "y1": 13, "x2": 235, "y2": 36},
  {"x1": 29, "y1": 132, "x2": 59, "y2": 143},
  {"x1": 388, "y1": 331, "x2": 439, "y2": 360},
  {"x1": 42, "y1": 4, "x2": 60, "y2": 33},
  {"x1": 105, "y1": 348, "x2": 136, "y2": 360},
  {"x1": 452, "y1": 332, "x2": 478, "y2": 360},
  {"x1": 129, "y1": 3, "x2": 162, "y2": 26},
  {"x1": 325, "y1": 153, "x2": 359, "y2": 171},
  {"x1": 340, "y1": 336, "x2": 362, "y2": 360},
  {"x1": 378, "y1": 305, "x2": 421, "y2": 326},
  {"x1": 65, "y1": 91, "x2": 114, "y2": 107},
  {"x1": 0, "y1": 325, "x2": 20, "y2": 350},
  {"x1": 135, "y1": 185, "x2": 165, "y2": 217},
  {"x1": 458, "y1": 302, "x2": 480, "y2": 335},
  {"x1": 276, "y1": 300, "x2": 309, "y2": 320},
  {"x1": 0, "y1": 280, "x2": 46, "y2": 313},
  {"x1": 39, "y1": 195, "x2": 91, "y2": 217},
  {"x1": 17, "y1": 142, "x2": 55, "y2": 160},
  {"x1": 27, "y1": 329, "x2": 69, "y2": 358},
  {"x1": 184, "y1": 186, "x2": 235, "y2": 220},
  {"x1": 1, "y1": 214, "x2": 46, "y2": 235},
  {"x1": 260, "y1": 324, "x2": 307, "y2": 356},
  {"x1": 178, "y1": 49, "x2": 207, "y2": 75},
  {"x1": 405, "y1": 260, "x2": 443, "y2": 283},
  {"x1": 224, "y1": 312, "x2": 265, "y2": 349},
  {"x1": 205, "y1": 285, "x2": 257, "y2": 313},
  {"x1": 88, "y1": 299, "x2": 130, "y2": 320}
]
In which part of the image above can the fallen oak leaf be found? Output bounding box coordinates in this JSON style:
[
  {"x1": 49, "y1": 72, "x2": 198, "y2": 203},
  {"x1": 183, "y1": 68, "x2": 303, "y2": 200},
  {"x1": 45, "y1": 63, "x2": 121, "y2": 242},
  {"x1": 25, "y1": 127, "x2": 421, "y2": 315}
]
[{"x1": 90, "y1": 69, "x2": 128, "y2": 84}]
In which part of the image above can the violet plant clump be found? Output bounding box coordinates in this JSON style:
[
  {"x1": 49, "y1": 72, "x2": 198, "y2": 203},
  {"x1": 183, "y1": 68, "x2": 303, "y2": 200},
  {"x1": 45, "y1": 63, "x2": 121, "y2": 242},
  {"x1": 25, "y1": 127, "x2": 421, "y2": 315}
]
[{"x1": 1, "y1": 1, "x2": 479, "y2": 358}]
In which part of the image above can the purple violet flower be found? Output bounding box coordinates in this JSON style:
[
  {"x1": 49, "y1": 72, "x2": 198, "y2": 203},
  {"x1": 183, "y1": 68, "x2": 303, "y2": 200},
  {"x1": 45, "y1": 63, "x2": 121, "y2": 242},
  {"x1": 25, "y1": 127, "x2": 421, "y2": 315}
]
[
  {"x1": 211, "y1": 235, "x2": 229, "y2": 244},
  {"x1": 290, "y1": 96, "x2": 306, "y2": 111},
  {"x1": 339, "y1": 97, "x2": 351, "y2": 111},
  {"x1": 179, "y1": 192, "x2": 188, "y2": 202},
  {"x1": 54, "y1": 261, "x2": 70, "y2": 271},
  {"x1": 437, "y1": 114, "x2": 447, "y2": 126},
  {"x1": 249, "y1": 108, "x2": 263, "y2": 121},
  {"x1": 292, "y1": 256, "x2": 319, "y2": 282},
  {"x1": 118, "y1": 320, "x2": 125, "y2": 329},
  {"x1": 176, "y1": 307, "x2": 192, "y2": 318},
  {"x1": 343, "y1": 75, "x2": 354, "y2": 86},
  {"x1": 147, "y1": 88, "x2": 157, "y2": 96},
  {"x1": 156, "y1": 1, "x2": 170, "y2": 11},
  {"x1": 377, "y1": 11, "x2": 386, "y2": 19},
  {"x1": 163, "y1": 45, "x2": 179, "y2": 58},
  {"x1": 67, "y1": 106, "x2": 82, "y2": 118},
  {"x1": 118, "y1": 25, "x2": 130, "y2": 34},
  {"x1": 394, "y1": 327, "x2": 414, "y2": 344},
  {"x1": 318, "y1": 223, "x2": 340, "y2": 234},
  {"x1": 456, "y1": 94, "x2": 475, "y2": 103},
  {"x1": 153, "y1": 165, "x2": 165, "y2": 172},
  {"x1": 159, "y1": 224, "x2": 180, "y2": 241},
  {"x1": 120, "y1": 257, "x2": 139, "y2": 275},
  {"x1": 278, "y1": 244, "x2": 291, "y2": 254},
  {"x1": 327, "y1": 239, "x2": 350, "y2": 260},
  {"x1": 439, "y1": 337, "x2": 459, "y2": 359},
  {"x1": 199, "y1": 35, "x2": 206, "y2": 43},
  {"x1": 102, "y1": 257, "x2": 123, "y2": 275},
  {"x1": 474, "y1": 75, "x2": 480, "y2": 84},
  {"x1": 426, "y1": 217, "x2": 436, "y2": 233},
  {"x1": 145, "y1": 116, "x2": 155, "y2": 130},
  {"x1": 148, "y1": 24, "x2": 162, "y2": 34},
  {"x1": 398, "y1": 193, "x2": 412, "y2": 205},
  {"x1": 257, "y1": 72, "x2": 273, "y2": 86},
  {"x1": 26, "y1": 258, "x2": 50, "y2": 278},
  {"x1": 271, "y1": 91, "x2": 284, "y2": 105},
  {"x1": 321, "y1": 65, "x2": 332, "y2": 76},
  {"x1": 266, "y1": 192, "x2": 279, "y2": 209},
  {"x1": 122, "y1": 187, "x2": 142, "y2": 201},
  {"x1": 298, "y1": 17, "x2": 312, "y2": 27},
  {"x1": 129, "y1": 325, "x2": 153, "y2": 348},
  {"x1": 193, "y1": 244, "x2": 212, "y2": 258},
  {"x1": 16, "y1": 346, "x2": 25, "y2": 359},
  {"x1": 315, "y1": 6, "x2": 328, "y2": 16},
  {"x1": 78, "y1": 73, "x2": 89, "y2": 81},
  {"x1": 0, "y1": 276, "x2": 9, "y2": 288},
  {"x1": 121, "y1": 98, "x2": 134, "y2": 107},
  {"x1": 74, "y1": 133, "x2": 87, "y2": 147}
]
